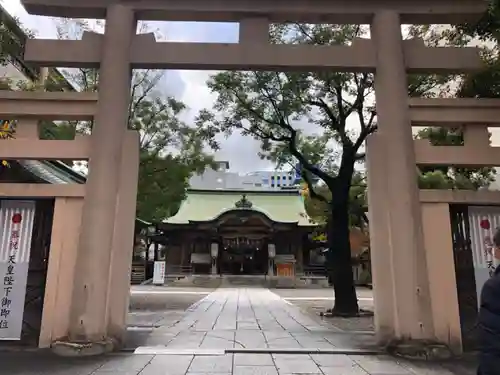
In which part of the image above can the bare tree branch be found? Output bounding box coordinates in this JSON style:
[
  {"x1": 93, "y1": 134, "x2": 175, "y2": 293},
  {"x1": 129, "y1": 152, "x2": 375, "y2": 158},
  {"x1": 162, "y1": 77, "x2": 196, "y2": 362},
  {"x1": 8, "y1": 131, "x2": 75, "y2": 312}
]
[
  {"x1": 307, "y1": 98, "x2": 352, "y2": 147},
  {"x1": 129, "y1": 71, "x2": 161, "y2": 126},
  {"x1": 287, "y1": 128, "x2": 335, "y2": 184},
  {"x1": 295, "y1": 24, "x2": 321, "y2": 44},
  {"x1": 353, "y1": 111, "x2": 377, "y2": 152},
  {"x1": 240, "y1": 123, "x2": 289, "y2": 142},
  {"x1": 232, "y1": 94, "x2": 291, "y2": 133},
  {"x1": 254, "y1": 72, "x2": 292, "y2": 128}
]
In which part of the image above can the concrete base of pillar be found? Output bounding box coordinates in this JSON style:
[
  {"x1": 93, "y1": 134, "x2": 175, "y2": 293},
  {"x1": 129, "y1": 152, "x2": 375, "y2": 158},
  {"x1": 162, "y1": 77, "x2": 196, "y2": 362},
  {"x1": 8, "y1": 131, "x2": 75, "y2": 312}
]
[
  {"x1": 51, "y1": 338, "x2": 117, "y2": 357},
  {"x1": 385, "y1": 339, "x2": 453, "y2": 360}
]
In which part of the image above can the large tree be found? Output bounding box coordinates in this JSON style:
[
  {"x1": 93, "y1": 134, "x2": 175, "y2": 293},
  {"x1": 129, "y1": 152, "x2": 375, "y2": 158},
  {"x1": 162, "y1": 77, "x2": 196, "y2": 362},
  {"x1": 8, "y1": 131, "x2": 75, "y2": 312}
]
[
  {"x1": 458, "y1": 0, "x2": 500, "y2": 43},
  {"x1": 303, "y1": 172, "x2": 368, "y2": 231},
  {"x1": 197, "y1": 23, "x2": 458, "y2": 315},
  {"x1": 51, "y1": 19, "x2": 216, "y2": 221},
  {"x1": 418, "y1": 0, "x2": 500, "y2": 99},
  {"x1": 458, "y1": 0, "x2": 500, "y2": 99},
  {"x1": 196, "y1": 25, "x2": 378, "y2": 316}
]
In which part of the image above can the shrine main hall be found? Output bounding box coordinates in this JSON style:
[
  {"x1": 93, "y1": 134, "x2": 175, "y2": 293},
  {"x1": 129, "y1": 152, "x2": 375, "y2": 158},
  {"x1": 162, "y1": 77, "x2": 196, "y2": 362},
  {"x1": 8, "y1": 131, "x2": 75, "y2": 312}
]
[{"x1": 150, "y1": 188, "x2": 324, "y2": 283}]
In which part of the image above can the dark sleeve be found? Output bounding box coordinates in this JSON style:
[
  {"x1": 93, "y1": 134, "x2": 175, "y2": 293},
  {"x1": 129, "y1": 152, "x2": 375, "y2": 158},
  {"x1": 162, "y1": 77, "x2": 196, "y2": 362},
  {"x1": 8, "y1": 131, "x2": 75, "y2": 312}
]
[
  {"x1": 481, "y1": 279, "x2": 497, "y2": 307},
  {"x1": 479, "y1": 277, "x2": 500, "y2": 329}
]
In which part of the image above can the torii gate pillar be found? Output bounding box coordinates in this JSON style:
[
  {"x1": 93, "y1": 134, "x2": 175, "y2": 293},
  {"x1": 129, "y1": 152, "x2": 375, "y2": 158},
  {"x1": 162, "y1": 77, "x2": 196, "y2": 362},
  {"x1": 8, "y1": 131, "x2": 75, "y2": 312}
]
[
  {"x1": 64, "y1": 4, "x2": 136, "y2": 351},
  {"x1": 369, "y1": 10, "x2": 434, "y2": 341}
]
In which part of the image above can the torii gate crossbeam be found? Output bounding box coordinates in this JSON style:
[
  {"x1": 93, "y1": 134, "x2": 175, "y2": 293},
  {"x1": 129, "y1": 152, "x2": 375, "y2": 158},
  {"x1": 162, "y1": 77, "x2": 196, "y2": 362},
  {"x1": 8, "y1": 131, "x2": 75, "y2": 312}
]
[{"x1": 22, "y1": 0, "x2": 486, "y2": 24}]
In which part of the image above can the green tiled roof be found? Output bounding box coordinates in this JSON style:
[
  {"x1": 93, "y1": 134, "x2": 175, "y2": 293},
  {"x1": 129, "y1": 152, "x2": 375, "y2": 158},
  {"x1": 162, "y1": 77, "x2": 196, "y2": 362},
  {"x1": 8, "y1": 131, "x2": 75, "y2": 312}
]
[{"x1": 164, "y1": 189, "x2": 314, "y2": 226}]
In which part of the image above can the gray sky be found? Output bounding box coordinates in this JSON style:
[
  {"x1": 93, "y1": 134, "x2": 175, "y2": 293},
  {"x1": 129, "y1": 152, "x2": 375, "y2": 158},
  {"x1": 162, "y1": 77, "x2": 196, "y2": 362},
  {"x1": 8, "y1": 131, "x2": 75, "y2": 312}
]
[{"x1": 5, "y1": 1, "x2": 275, "y2": 173}]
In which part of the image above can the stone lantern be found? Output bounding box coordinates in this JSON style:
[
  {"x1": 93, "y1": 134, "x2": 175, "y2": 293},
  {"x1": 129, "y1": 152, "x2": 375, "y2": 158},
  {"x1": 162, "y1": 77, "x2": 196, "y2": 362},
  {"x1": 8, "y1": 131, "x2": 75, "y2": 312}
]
[
  {"x1": 210, "y1": 243, "x2": 219, "y2": 275},
  {"x1": 268, "y1": 244, "x2": 276, "y2": 277}
]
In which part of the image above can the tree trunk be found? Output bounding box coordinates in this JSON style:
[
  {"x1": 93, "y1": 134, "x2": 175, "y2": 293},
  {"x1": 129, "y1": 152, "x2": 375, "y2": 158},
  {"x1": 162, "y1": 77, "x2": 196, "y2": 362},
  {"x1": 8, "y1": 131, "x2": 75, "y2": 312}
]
[{"x1": 326, "y1": 190, "x2": 359, "y2": 316}]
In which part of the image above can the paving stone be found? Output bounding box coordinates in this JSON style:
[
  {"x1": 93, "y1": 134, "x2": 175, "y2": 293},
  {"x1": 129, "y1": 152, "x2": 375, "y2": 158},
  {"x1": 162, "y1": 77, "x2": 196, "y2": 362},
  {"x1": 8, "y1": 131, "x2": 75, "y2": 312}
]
[
  {"x1": 310, "y1": 354, "x2": 358, "y2": 367},
  {"x1": 200, "y1": 339, "x2": 235, "y2": 348},
  {"x1": 188, "y1": 354, "x2": 234, "y2": 373},
  {"x1": 267, "y1": 338, "x2": 301, "y2": 348},
  {"x1": 93, "y1": 371, "x2": 142, "y2": 375},
  {"x1": 235, "y1": 332, "x2": 268, "y2": 348},
  {"x1": 202, "y1": 332, "x2": 232, "y2": 341},
  {"x1": 352, "y1": 355, "x2": 412, "y2": 375},
  {"x1": 319, "y1": 365, "x2": 369, "y2": 375},
  {"x1": 273, "y1": 358, "x2": 322, "y2": 374},
  {"x1": 233, "y1": 365, "x2": 279, "y2": 375},
  {"x1": 0, "y1": 353, "x2": 106, "y2": 375},
  {"x1": 264, "y1": 332, "x2": 297, "y2": 342},
  {"x1": 139, "y1": 355, "x2": 194, "y2": 375},
  {"x1": 142, "y1": 334, "x2": 176, "y2": 346},
  {"x1": 39, "y1": 363, "x2": 106, "y2": 375},
  {"x1": 272, "y1": 354, "x2": 305, "y2": 361},
  {"x1": 167, "y1": 332, "x2": 206, "y2": 348},
  {"x1": 400, "y1": 362, "x2": 458, "y2": 375},
  {"x1": 293, "y1": 334, "x2": 335, "y2": 349},
  {"x1": 237, "y1": 322, "x2": 260, "y2": 330},
  {"x1": 214, "y1": 323, "x2": 238, "y2": 330},
  {"x1": 97, "y1": 355, "x2": 153, "y2": 372},
  {"x1": 127, "y1": 312, "x2": 165, "y2": 327},
  {"x1": 234, "y1": 354, "x2": 274, "y2": 366}
]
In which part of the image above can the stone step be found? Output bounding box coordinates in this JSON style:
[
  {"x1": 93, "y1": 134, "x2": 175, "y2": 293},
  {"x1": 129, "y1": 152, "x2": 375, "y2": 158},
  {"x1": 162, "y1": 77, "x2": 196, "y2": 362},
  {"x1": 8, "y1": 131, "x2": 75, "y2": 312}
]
[
  {"x1": 168, "y1": 275, "x2": 222, "y2": 288},
  {"x1": 166, "y1": 274, "x2": 329, "y2": 288},
  {"x1": 220, "y1": 275, "x2": 268, "y2": 287}
]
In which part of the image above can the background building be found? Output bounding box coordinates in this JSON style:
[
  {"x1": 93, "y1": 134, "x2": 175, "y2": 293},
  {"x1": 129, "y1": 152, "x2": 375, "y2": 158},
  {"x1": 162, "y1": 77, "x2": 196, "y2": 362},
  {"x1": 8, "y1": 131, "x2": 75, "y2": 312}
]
[
  {"x1": 189, "y1": 161, "x2": 299, "y2": 190},
  {"x1": 244, "y1": 170, "x2": 297, "y2": 189}
]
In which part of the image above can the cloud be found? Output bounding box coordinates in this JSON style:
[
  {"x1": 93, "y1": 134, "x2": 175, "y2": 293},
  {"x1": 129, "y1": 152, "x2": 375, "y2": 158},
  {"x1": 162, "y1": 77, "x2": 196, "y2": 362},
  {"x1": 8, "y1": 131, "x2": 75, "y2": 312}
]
[
  {"x1": 174, "y1": 69, "x2": 270, "y2": 173},
  {"x1": 157, "y1": 70, "x2": 186, "y2": 98},
  {"x1": 156, "y1": 22, "x2": 274, "y2": 172}
]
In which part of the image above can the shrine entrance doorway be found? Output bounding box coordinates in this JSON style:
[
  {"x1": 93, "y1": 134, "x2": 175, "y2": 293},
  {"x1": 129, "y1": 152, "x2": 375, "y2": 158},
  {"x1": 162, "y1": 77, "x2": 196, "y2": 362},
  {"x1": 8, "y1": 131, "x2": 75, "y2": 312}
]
[{"x1": 219, "y1": 236, "x2": 268, "y2": 275}]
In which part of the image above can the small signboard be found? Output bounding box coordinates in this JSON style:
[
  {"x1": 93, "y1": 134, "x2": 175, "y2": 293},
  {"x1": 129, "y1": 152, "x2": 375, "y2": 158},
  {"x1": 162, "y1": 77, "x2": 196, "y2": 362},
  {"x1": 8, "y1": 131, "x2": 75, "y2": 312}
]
[
  {"x1": 467, "y1": 207, "x2": 500, "y2": 309},
  {"x1": 0, "y1": 200, "x2": 36, "y2": 340},
  {"x1": 276, "y1": 263, "x2": 294, "y2": 277},
  {"x1": 152, "y1": 261, "x2": 166, "y2": 285}
]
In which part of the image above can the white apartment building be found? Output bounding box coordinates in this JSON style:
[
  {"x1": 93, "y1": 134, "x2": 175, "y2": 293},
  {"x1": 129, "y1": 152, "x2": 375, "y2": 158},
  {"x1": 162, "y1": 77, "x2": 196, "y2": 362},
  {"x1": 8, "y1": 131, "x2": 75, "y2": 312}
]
[
  {"x1": 189, "y1": 161, "x2": 299, "y2": 190},
  {"x1": 244, "y1": 170, "x2": 297, "y2": 189}
]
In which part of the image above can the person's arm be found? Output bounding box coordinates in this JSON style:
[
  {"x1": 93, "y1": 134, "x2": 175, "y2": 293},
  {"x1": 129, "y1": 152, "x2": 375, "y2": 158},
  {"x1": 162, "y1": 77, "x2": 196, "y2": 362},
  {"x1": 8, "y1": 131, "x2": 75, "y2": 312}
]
[{"x1": 480, "y1": 278, "x2": 500, "y2": 316}]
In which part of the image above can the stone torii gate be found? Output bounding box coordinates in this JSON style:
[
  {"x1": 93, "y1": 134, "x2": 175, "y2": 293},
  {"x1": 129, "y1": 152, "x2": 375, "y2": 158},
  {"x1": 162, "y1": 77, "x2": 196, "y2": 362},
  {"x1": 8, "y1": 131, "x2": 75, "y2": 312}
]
[{"x1": 17, "y1": 0, "x2": 489, "y2": 354}]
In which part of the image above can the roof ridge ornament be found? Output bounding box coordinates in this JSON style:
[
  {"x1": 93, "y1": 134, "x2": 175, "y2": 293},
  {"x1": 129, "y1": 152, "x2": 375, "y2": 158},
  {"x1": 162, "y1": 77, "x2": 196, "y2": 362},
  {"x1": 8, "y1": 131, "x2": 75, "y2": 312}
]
[{"x1": 235, "y1": 194, "x2": 253, "y2": 209}]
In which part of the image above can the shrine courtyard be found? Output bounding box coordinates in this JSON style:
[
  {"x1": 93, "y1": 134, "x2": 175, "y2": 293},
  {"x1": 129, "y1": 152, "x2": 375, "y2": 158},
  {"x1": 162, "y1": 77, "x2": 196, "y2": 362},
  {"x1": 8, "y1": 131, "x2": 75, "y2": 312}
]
[{"x1": 1, "y1": 286, "x2": 477, "y2": 375}]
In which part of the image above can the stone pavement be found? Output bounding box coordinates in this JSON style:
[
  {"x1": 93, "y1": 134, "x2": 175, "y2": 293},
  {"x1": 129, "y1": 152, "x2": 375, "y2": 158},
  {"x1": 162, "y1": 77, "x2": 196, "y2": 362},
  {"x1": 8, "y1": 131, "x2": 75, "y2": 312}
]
[
  {"x1": 1, "y1": 288, "x2": 476, "y2": 375},
  {"x1": 130, "y1": 288, "x2": 377, "y2": 352},
  {"x1": 273, "y1": 288, "x2": 375, "y2": 333},
  {"x1": 1, "y1": 351, "x2": 476, "y2": 375}
]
